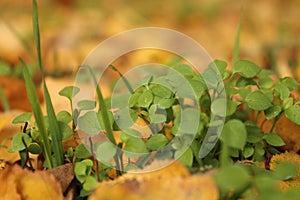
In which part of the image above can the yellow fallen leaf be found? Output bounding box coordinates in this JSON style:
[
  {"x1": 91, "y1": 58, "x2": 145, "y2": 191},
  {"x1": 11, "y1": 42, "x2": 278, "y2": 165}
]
[
  {"x1": 0, "y1": 164, "x2": 63, "y2": 200},
  {"x1": 0, "y1": 111, "x2": 24, "y2": 163},
  {"x1": 89, "y1": 160, "x2": 219, "y2": 200},
  {"x1": 0, "y1": 115, "x2": 11, "y2": 131}
]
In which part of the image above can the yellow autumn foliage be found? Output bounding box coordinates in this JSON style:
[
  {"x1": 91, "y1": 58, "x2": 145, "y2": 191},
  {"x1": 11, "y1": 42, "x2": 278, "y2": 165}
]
[
  {"x1": 0, "y1": 165, "x2": 63, "y2": 200},
  {"x1": 89, "y1": 160, "x2": 219, "y2": 200}
]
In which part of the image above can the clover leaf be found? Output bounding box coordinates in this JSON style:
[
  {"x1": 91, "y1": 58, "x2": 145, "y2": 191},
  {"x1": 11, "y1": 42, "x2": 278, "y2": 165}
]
[
  {"x1": 245, "y1": 90, "x2": 272, "y2": 111},
  {"x1": 233, "y1": 60, "x2": 261, "y2": 78}
]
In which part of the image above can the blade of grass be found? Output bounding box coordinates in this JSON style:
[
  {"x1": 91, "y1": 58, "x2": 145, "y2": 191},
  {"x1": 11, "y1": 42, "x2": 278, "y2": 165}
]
[
  {"x1": 43, "y1": 83, "x2": 64, "y2": 166},
  {"x1": 87, "y1": 66, "x2": 121, "y2": 174},
  {"x1": 87, "y1": 67, "x2": 116, "y2": 145},
  {"x1": 21, "y1": 59, "x2": 53, "y2": 168},
  {"x1": 232, "y1": 18, "x2": 241, "y2": 64},
  {"x1": 32, "y1": 0, "x2": 64, "y2": 166},
  {"x1": 32, "y1": 0, "x2": 43, "y2": 72},
  {"x1": 0, "y1": 85, "x2": 10, "y2": 111},
  {"x1": 109, "y1": 64, "x2": 134, "y2": 94}
]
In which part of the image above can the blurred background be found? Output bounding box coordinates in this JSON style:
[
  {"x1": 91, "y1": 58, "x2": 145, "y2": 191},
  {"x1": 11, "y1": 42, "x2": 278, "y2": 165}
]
[{"x1": 0, "y1": 0, "x2": 299, "y2": 80}]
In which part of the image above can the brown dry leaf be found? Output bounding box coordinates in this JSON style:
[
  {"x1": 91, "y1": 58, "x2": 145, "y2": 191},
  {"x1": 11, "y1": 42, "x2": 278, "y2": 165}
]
[
  {"x1": 0, "y1": 76, "x2": 44, "y2": 111},
  {"x1": 48, "y1": 163, "x2": 74, "y2": 193},
  {"x1": 0, "y1": 164, "x2": 63, "y2": 200},
  {"x1": 256, "y1": 111, "x2": 300, "y2": 152},
  {"x1": 89, "y1": 160, "x2": 219, "y2": 200}
]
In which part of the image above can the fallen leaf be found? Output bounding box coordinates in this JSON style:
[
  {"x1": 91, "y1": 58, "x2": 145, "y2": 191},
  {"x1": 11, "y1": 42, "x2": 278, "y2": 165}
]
[
  {"x1": 0, "y1": 111, "x2": 24, "y2": 163},
  {"x1": 0, "y1": 76, "x2": 44, "y2": 111},
  {"x1": 89, "y1": 160, "x2": 219, "y2": 200},
  {"x1": 0, "y1": 164, "x2": 63, "y2": 200},
  {"x1": 256, "y1": 111, "x2": 300, "y2": 152},
  {"x1": 48, "y1": 163, "x2": 74, "y2": 193}
]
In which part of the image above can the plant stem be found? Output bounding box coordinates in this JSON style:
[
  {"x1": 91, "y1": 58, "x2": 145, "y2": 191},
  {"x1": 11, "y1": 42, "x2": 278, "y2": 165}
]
[
  {"x1": 270, "y1": 112, "x2": 283, "y2": 133},
  {"x1": 220, "y1": 142, "x2": 231, "y2": 167},
  {"x1": 21, "y1": 136, "x2": 34, "y2": 171},
  {"x1": 254, "y1": 111, "x2": 261, "y2": 123},
  {"x1": 89, "y1": 137, "x2": 100, "y2": 182}
]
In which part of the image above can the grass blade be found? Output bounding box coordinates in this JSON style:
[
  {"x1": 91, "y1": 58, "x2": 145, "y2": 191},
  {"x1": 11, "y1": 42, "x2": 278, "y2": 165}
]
[
  {"x1": 232, "y1": 19, "x2": 241, "y2": 64},
  {"x1": 32, "y1": 0, "x2": 64, "y2": 166},
  {"x1": 32, "y1": 0, "x2": 43, "y2": 71},
  {"x1": 109, "y1": 65, "x2": 134, "y2": 94},
  {"x1": 87, "y1": 66, "x2": 122, "y2": 173},
  {"x1": 88, "y1": 66, "x2": 116, "y2": 145},
  {"x1": 43, "y1": 83, "x2": 64, "y2": 166},
  {"x1": 21, "y1": 59, "x2": 53, "y2": 168}
]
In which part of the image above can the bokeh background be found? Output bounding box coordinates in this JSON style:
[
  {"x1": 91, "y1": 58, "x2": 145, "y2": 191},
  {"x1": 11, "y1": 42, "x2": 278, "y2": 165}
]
[{"x1": 0, "y1": 0, "x2": 299, "y2": 80}]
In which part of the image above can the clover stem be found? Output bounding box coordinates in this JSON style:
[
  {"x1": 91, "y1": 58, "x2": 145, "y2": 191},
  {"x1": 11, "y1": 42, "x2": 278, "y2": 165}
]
[
  {"x1": 270, "y1": 112, "x2": 283, "y2": 133},
  {"x1": 21, "y1": 136, "x2": 34, "y2": 171},
  {"x1": 254, "y1": 111, "x2": 261, "y2": 123},
  {"x1": 88, "y1": 137, "x2": 100, "y2": 182},
  {"x1": 220, "y1": 142, "x2": 231, "y2": 167}
]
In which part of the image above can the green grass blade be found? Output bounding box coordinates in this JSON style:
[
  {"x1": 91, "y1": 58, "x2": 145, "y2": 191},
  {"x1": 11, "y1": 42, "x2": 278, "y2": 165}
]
[
  {"x1": 109, "y1": 65, "x2": 134, "y2": 94},
  {"x1": 32, "y1": 0, "x2": 43, "y2": 72},
  {"x1": 233, "y1": 18, "x2": 241, "y2": 64},
  {"x1": 0, "y1": 85, "x2": 10, "y2": 111},
  {"x1": 87, "y1": 66, "x2": 122, "y2": 173},
  {"x1": 21, "y1": 59, "x2": 53, "y2": 168},
  {"x1": 88, "y1": 67, "x2": 116, "y2": 145},
  {"x1": 43, "y1": 83, "x2": 64, "y2": 166},
  {"x1": 32, "y1": 0, "x2": 64, "y2": 166}
]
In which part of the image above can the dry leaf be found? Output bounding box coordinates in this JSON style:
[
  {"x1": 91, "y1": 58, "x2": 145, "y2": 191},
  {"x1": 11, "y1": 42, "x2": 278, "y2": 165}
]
[
  {"x1": 0, "y1": 164, "x2": 63, "y2": 200},
  {"x1": 89, "y1": 160, "x2": 219, "y2": 200},
  {"x1": 0, "y1": 111, "x2": 24, "y2": 163},
  {"x1": 48, "y1": 163, "x2": 74, "y2": 193},
  {"x1": 256, "y1": 111, "x2": 300, "y2": 152},
  {"x1": 0, "y1": 76, "x2": 44, "y2": 111}
]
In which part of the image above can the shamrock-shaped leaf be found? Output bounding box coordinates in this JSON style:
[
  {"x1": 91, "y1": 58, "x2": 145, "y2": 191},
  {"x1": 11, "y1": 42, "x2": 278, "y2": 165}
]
[
  {"x1": 233, "y1": 60, "x2": 261, "y2": 78},
  {"x1": 10, "y1": 133, "x2": 32, "y2": 152},
  {"x1": 59, "y1": 86, "x2": 80, "y2": 101},
  {"x1": 264, "y1": 103, "x2": 282, "y2": 120},
  {"x1": 96, "y1": 141, "x2": 117, "y2": 162},
  {"x1": 12, "y1": 112, "x2": 32, "y2": 124},
  {"x1": 77, "y1": 111, "x2": 101, "y2": 134},
  {"x1": 77, "y1": 100, "x2": 96, "y2": 111},
  {"x1": 245, "y1": 90, "x2": 272, "y2": 111},
  {"x1": 221, "y1": 119, "x2": 247, "y2": 150},
  {"x1": 263, "y1": 133, "x2": 285, "y2": 146},
  {"x1": 75, "y1": 144, "x2": 92, "y2": 159},
  {"x1": 285, "y1": 104, "x2": 300, "y2": 125},
  {"x1": 138, "y1": 90, "x2": 153, "y2": 108},
  {"x1": 146, "y1": 134, "x2": 169, "y2": 151}
]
